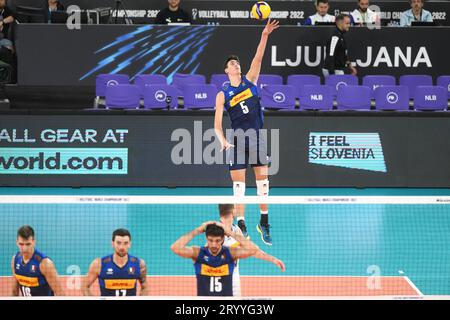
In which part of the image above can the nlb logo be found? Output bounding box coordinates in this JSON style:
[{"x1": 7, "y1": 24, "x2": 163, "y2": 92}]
[
  {"x1": 425, "y1": 95, "x2": 437, "y2": 101},
  {"x1": 309, "y1": 132, "x2": 387, "y2": 172},
  {"x1": 311, "y1": 94, "x2": 323, "y2": 101},
  {"x1": 195, "y1": 93, "x2": 208, "y2": 99}
]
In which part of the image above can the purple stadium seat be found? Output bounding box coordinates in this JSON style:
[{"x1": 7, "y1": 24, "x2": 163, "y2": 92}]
[
  {"x1": 256, "y1": 74, "x2": 283, "y2": 95},
  {"x1": 325, "y1": 74, "x2": 358, "y2": 97},
  {"x1": 260, "y1": 85, "x2": 296, "y2": 110},
  {"x1": 183, "y1": 84, "x2": 218, "y2": 110},
  {"x1": 362, "y1": 75, "x2": 396, "y2": 97},
  {"x1": 287, "y1": 75, "x2": 321, "y2": 99},
  {"x1": 172, "y1": 73, "x2": 206, "y2": 92},
  {"x1": 299, "y1": 85, "x2": 333, "y2": 110},
  {"x1": 95, "y1": 74, "x2": 129, "y2": 97},
  {"x1": 374, "y1": 85, "x2": 410, "y2": 111},
  {"x1": 436, "y1": 76, "x2": 450, "y2": 99},
  {"x1": 336, "y1": 85, "x2": 372, "y2": 110},
  {"x1": 143, "y1": 85, "x2": 180, "y2": 109},
  {"x1": 399, "y1": 75, "x2": 433, "y2": 99},
  {"x1": 105, "y1": 84, "x2": 140, "y2": 109},
  {"x1": 413, "y1": 86, "x2": 448, "y2": 111},
  {"x1": 134, "y1": 74, "x2": 167, "y2": 96},
  {"x1": 210, "y1": 74, "x2": 230, "y2": 91}
]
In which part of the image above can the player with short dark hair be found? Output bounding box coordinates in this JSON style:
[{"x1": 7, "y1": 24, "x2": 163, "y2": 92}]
[
  {"x1": 214, "y1": 19, "x2": 279, "y2": 246},
  {"x1": 171, "y1": 221, "x2": 258, "y2": 296},
  {"x1": 83, "y1": 228, "x2": 149, "y2": 296},
  {"x1": 11, "y1": 225, "x2": 64, "y2": 296}
]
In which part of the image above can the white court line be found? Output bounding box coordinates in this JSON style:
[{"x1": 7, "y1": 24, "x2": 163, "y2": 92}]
[
  {"x1": 403, "y1": 276, "x2": 424, "y2": 296},
  {"x1": 0, "y1": 195, "x2": 449, "y2": 204}
]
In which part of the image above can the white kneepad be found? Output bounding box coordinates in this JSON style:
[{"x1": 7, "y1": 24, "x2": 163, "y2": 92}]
[
  {"x1": 233, "y1": 182, "x2": 246, "y2": 197},
  {"x1": 256, "y1": 179, "x2": 269, "y2": 196}
]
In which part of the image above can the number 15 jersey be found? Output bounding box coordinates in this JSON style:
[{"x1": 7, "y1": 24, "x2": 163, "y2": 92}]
[{"x1": 194, "y1": 246, "x2": 235, "y2": 296}]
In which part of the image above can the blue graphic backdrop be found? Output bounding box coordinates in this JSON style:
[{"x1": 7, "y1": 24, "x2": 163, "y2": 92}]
[{"x1": 80, "y1": 25, "x2": 217, "y2": 84}]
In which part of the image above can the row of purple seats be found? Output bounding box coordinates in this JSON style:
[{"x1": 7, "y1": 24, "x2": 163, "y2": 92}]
[
  {"x1": 96, "y1": 73, "x2": 450, "y2": 101},
  {"x1": 105, "y1": 84, "x2": 218, "y2": 109},
  {"x1": 260, "y1": 84, "x2": 448, "y2": 111},
  {"x1": 288, "y1": 74, "x2": 450, "y2": 99},
  {"x1": 180, "y1": 73, "x2": 450, "y2": 99},
  {"x1": 104, "y1": 82, "x2": 448, "y2": 111}
]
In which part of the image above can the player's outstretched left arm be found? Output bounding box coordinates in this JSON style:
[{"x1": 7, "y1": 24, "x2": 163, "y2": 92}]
[
  {"x1": 232, "y1": 227, "x2": 285, "y2": 271},
  {"x1": 139, "y1": 259, "x2": 149, "y2": 296},
  {"x1": 254, "y1": 250, "x2": 285, "y2": 272},
  {"x1": 40, "y1": 258, "x2": 65, "y2": 296},
  {"x1": 246, "y1": 19, "x2": 280, "y2": 84}
]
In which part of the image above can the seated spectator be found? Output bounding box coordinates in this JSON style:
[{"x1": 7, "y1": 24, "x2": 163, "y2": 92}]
[
  {"x1": 400, "y1": 0, "x2": 433, "y2": 27},
  {"x1": 46, "y1": 0, "x2": 65, "y2": 23},
  {"x1": 154, "y1": 0, "x2": 191, "y2": 25},
  {"x1": 0, "y1": 0, "x2": 14, "y2": 51},
  {"x1": 350, "y1": 0, "x2": 379, "y2": 26},
  {"x1": 304, "y1": 0, "x2": 335, "y2": 26}
]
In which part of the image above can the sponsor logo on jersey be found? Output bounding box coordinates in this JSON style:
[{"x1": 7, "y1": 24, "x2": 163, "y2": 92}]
[
  {"x1": 104, "y1": 279, "x2": 137, "y2": 290},
  {"x1": 107, "y1": 268, "x2": 114, "y2": 275},
  {"x1": 200, "y1": 264, "x2": 230, "y2": 277},
  {"x1": 229, "y1": 88, "x2": 253, "y2": 107},
  {"x1": 15, "y1": 274, "x2": 39, "y2": 287}
]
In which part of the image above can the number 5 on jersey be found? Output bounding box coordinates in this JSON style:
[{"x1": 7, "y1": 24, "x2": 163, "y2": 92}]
[{"x1": 239, "y1": 101, "x2": 249, "y2": 114}]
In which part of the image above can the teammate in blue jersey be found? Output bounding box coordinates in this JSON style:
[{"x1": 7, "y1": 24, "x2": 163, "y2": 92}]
[
  {"x1": 214, "y1": 19, "x2": 280, "y2": 245},
  {"x1": 171, "y1": 220, "x2": 258, "y2": 296},
  {"x1": 83, "y1": 228, "x2": 149, "y2": 296},
  {"x1": 11, "y1": 225, "x2": 64, "y2": 296}
]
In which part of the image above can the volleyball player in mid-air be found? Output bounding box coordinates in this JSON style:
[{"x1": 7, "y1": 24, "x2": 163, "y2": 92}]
[{"x1": 214, "y1": 19, "x2": 280, "y2": 245}]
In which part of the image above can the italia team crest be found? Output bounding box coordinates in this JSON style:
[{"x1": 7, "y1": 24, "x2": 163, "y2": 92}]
[{"x1": 128, "y1": 267, "x2": 135, "y2": 275}]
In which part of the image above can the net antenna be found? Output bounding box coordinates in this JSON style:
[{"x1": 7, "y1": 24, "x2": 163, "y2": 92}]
[{"x1": 110, "y1": 0, "x2": 133, "y2": 25}]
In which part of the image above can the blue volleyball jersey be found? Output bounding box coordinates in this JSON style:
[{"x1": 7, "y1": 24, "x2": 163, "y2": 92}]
[
  {"x1": 222, "y1": 76, "x2": 264, "y2": 131},
  {"x1": 194, "y1": 246, "x2": 235, "y2": 296},
  {"x1": 13, "y1": 249, "x2": 54, "y2": 296},
  {"x1": 98, "y1": 254, "x2": 141, "y2": 296}
]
